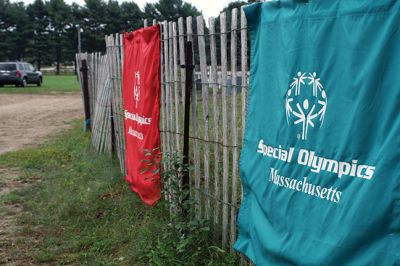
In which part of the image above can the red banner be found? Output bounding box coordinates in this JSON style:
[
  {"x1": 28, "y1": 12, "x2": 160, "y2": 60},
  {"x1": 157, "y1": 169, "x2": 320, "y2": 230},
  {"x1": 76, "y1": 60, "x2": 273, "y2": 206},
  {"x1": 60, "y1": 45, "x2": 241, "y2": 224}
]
[{"x1": 122, "y1": 25, "x2": 161, "y2": 206}]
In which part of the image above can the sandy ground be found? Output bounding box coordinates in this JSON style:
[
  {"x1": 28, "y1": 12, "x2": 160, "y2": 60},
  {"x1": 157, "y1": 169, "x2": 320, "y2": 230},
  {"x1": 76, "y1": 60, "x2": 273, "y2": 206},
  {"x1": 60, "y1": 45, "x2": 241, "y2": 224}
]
[
  {"x1": 0, "y1": 93, "x2": 83, "y2": 154},
  {"x1": 0, "y1": 93, "x2": 83, "y2": 264}
]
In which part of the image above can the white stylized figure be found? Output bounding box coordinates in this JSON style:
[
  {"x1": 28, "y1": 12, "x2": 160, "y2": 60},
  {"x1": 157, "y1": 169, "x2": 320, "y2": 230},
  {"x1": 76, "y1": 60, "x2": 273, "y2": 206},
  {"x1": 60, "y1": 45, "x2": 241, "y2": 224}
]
[
  {"x1": 133, "y1": 71, "x2": 140, "y2": 108},
  {"x1": 308, "y1": 72, "x2": 323, "y2": 97},
  {"x1": 292, "y1": 102, "x2": 306, "y2": 139},
  {"x1": 285, "y1": 89, "x2": 294, "y2": 122},
  {"x1": 292, "y1": 99, "x2": 319, "y2": 140},
  {"x1": 305, "y1": 103, "x2": 319, "y2": 138},
  {"x1": 290, "y1": 72, "x2": 306, "y2": 96},
  {"x1": 317, "y1": 90, "x2": 328, "y2": 126},
  {"x1": 285, "y1": 71, "x2": 328, "y2": 140}
]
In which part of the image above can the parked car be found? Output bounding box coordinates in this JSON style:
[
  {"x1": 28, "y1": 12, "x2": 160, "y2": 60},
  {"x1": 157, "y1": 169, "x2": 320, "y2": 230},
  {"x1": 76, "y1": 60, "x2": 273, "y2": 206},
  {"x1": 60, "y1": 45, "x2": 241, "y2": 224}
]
[{"x1": 0, "y1": 62, "x2": 43, "y2": 87}]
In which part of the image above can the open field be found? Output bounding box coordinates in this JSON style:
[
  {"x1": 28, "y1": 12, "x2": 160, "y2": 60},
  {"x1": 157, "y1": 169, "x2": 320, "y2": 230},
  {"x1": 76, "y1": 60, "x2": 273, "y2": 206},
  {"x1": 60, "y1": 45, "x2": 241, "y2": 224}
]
[
  {"x1": 0, "y1": 75, "x2": 80, "y2": 94},
  {"x1": 0, "y1": 93, "x2": 83, "y2": 154}
]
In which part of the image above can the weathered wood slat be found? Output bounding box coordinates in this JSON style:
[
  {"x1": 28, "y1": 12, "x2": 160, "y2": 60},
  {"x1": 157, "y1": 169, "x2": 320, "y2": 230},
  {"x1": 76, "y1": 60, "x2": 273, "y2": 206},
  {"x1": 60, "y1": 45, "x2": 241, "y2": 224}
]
[
  {"x1": 230, "y1": 8, "x2": 239, "y2": 247},
  {"x1": 159, "y1": 22, "x2": 169, "y2": 201},
  {"x1": 168, "y1": 22, "x2": 176, "y2": 211},
  {"x1": 163, "y1": 21, "x2": 171, "y2": 155},
  {"x1": 197, "y1": 15, "x2": 211, "y2": 220},
  {"x1": 105, "y1": 36, "x2": 113, "y2": 154},
  {"x1": 209, "y1": 16, "x2": 220, "y2": 226},
  {"x1": 98, "y1": 52, "x2": 105, "y2": 151},
  {"x1": 90, "y1": 53, "x2": 95, "y2": 115},
  {"x1": 159, "y1": 23, "x2": 166, "y2": 162},
  {"x1": 118, "y1": 33, "x2": 126, "y2": 175},
  {"x1": 168, "y1": 22, "x2": 175, "y2": 152},
  {"x1": 178, "y1": 18, "x2": 185, "y2": 106},
  {"x1": 97, "y1": 51, "x2": 106, "y2": 151},
  {"x1": 115, "y1": 34, "x2": 123, "y2": 158},
  {"x1": 185, "y1": 16, "x2": 199, "y2": 216},
  {"x1": 92, "y1": 43, "x2": 103, "y2": 150},
  {"x1": 120, "y1": 34, "x2": 124, "y2": 68},
  {"x1": 241, "y1": 7, "x2": 248, "y2": 144},
  {"x1": 187, "y1": 16, "x2": 201, "y2": 218},
  {"x1": 220, "y1": 12, "x2": 230, "y2": 246},
  {"x1": 111, "y1": 36, "x2": 120, "y2": 169},
  {"x1": 172, "y1": 22, "x2": 181, "y2": 154},
  {"x1": 111, "y1": 36, "x2": 119, "y2": 158},
  {"x1": 112, "y1": 33, "x2": 124, "y2": 173}
]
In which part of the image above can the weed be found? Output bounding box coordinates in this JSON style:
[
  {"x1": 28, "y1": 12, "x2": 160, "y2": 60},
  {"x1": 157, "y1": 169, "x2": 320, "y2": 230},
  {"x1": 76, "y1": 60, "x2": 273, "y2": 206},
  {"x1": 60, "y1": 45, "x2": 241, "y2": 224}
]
[{"x1": 142, "y1": 151, "x2": 239, "y2": 265}]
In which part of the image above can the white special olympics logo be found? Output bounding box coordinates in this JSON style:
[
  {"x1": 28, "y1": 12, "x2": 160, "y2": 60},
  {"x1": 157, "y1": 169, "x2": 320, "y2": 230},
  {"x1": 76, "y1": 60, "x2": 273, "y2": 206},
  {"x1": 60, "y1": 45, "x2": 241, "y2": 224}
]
[
  {"x1": 285, "y1": 72, "x2": 328, "y2": 140},
  {"x1": 133, "y1": 71, "x2": 140, "y2": 109}
]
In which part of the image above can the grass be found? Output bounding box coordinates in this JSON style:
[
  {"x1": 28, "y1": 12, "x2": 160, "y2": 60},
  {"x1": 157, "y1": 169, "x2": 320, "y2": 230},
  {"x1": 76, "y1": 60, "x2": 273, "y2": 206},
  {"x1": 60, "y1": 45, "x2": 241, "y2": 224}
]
[
  {"x1": 0, "y1": 120, "x2": 238, "y2": 265},
  {"x1": 0, "y1": 121, "x2": 167, "y2": 264},
  {"x1": 0, "y1": 74, "x2": 80, "y2": 94}
]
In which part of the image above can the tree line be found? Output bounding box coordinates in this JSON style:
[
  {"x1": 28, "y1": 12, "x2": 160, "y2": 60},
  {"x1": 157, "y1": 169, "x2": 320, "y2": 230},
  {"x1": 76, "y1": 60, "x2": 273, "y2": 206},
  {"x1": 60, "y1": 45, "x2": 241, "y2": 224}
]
[{"x1": 0, "y1": 0, "x2": 253, "y2": 74}]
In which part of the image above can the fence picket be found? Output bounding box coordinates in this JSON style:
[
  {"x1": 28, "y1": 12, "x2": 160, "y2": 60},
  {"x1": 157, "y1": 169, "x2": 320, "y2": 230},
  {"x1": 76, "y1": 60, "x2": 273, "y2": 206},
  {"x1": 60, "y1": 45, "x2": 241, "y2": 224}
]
[
  {"x1": 169, "y1": 22, "x2": 178, "y2": 154},
  {"x1": 111, "y1": 34, "x2": 124, "y2": 173},
  {"x1": 241, "y1": 7, "x2": 248, "y2": 143},
  {"x1": 115, "y1": 34, "x2": 123, "y2": 167},
  {"x1": 119, "y1": 34, "x2": 126, "y2": 175},
  {"x1": 209, "y1": 16, "x2": 221, "y2": 226},
  {"x1": 197, "y1": 15, "x2": 211, "y2": 220},
  {"x1": 178, "y1": 18, "x2": 185, "y2": 106},
  {"x1": 172, "y1": 22, "x2": 181, "y2": 154},
  {"x1": 220, "y1": 12, "x2": 229, "y2": 246},
  {"x1": 230, "y1": 8, "x2": 239, "y2": 247},
  {"x1": 187, "y1": 16, "x2": 201, "y2": 218},
  {"x1": 159, "y1": 23, "x2": 166, "y2": 159},
  {"x1": 160, "y1": 22, "x2": 168, "y2": 201},
  {"x1": 163, "y1": 21, "x2": 171, "y2": 155}
]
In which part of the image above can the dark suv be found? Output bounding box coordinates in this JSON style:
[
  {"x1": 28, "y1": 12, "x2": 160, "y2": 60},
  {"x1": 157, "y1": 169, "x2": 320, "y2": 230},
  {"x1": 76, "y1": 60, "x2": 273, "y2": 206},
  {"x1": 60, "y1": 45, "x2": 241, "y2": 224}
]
[{"x1": 0, "y1": 62, "x2": 43, "y2": 87}]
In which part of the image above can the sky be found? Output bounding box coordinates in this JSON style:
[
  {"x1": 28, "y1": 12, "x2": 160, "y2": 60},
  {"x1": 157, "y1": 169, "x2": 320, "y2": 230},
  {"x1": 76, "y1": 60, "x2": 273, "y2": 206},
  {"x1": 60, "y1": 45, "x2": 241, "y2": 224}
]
[{"x1": 15, "y1": 0, "x2": 235, "y2": 19}]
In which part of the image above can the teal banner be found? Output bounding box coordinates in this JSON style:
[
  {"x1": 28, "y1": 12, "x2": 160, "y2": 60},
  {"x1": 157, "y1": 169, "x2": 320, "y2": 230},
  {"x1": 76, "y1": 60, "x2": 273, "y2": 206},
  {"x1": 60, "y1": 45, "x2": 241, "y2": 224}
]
[{"x1": 235, "y1": 1, "x2": 400, "y2": 264}]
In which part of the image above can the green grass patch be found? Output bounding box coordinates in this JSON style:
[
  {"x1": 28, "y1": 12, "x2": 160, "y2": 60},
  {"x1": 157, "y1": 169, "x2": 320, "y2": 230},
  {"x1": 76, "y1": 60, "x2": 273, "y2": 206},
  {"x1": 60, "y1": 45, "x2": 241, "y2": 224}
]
[
  {"x1": 0, "y1": 121, "x2": 237, "y2": 265},
  {"x1": 0, "y1": 74, "x2": 80, "y2": 94}
]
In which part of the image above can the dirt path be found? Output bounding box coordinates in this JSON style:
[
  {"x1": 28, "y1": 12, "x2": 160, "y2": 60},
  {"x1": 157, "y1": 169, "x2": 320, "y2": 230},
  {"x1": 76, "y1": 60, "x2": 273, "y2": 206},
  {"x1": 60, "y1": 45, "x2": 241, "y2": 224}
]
[
  {"x1": 0, "y1": 93, "x2": 83, "y2": 264},
  {"x1": 0, "y1": 93, "x2": 83, "y2": 154}
]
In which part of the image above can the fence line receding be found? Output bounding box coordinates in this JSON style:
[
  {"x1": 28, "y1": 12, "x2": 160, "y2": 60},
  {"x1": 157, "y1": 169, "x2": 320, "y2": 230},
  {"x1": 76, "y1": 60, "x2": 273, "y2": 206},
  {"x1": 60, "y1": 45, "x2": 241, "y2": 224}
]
[{"x1": 76, "y1": 7, "x2": 249, "y2": 248}]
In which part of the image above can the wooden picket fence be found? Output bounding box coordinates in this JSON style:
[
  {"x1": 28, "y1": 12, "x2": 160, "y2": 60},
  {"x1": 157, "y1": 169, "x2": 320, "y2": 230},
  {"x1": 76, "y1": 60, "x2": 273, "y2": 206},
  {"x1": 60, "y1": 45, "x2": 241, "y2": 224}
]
[{"x1": 76, "y1": 7, "x2": 249, "y2": 249}]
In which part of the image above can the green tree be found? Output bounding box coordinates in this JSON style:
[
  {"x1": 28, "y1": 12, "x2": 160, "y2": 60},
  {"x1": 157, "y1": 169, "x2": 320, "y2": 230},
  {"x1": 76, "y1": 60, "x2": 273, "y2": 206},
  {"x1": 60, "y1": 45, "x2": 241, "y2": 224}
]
[
  {"x1": 105, "y1": 0, "x2": 123, "y2": 34},
  {"x1": 0, "y1": 1, "x2": 32, "y2": 61},
  {"x1": 0, "y1": 0, "x2": 13, "y2": 60},
  {"x1": 81, "y1": 0, "x2": 108, "y2": 53},
  {"x1": 26, "y1": 0, "x2": 50, "y2": 69},
  {"x1": 47, "y1": 0, "x2": 73, "y2": 74},
  {"x1": 70, "y1": 3, "x2": 83, "y2": 53},
  {"x1": 143, "y1": 0, "x2": 201, "y2": 22},
  {"x1": 120, "y1": 1, "x2": 143, "y2": 32}
]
